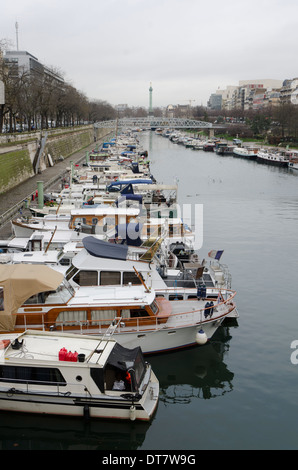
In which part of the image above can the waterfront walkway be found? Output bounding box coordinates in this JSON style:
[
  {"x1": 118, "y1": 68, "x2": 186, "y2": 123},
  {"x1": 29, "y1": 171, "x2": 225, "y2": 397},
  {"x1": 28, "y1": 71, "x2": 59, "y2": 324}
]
[{"x1": 0, "y1": 140, "x2": 99, "y2": 238}]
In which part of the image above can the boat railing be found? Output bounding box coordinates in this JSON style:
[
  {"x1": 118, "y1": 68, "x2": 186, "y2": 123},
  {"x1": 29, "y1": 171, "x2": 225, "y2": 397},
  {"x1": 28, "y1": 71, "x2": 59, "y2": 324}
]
[
  {"x1": 13, "y1": 289, "x2": 236, "y2": 334},
  {"x1": 1, "y1": 376, "x2": 91, "y2": 397}
]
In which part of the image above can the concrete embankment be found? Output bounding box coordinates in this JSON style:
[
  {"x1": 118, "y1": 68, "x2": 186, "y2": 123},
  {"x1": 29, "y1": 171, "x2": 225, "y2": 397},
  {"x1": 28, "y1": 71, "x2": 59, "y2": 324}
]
[
  {"x1": 0, "y1": 125, "x2": 111, "y2": 194},
  {"x1": 0, "y1": 127, "x2": 113, "y2": 238}
]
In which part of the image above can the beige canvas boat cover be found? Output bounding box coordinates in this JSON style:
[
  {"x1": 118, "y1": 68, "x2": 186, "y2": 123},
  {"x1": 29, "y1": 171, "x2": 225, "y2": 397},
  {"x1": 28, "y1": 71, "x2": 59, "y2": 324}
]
[{"x1": 0, "y1": 264, "x2": 64, "y2": 331}]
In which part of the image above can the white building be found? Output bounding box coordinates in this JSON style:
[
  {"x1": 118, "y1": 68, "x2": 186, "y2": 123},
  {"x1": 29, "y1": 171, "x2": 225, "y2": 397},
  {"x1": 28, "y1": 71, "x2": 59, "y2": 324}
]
[
  {"x1": 209, "y1": 79, "x2": 283, "y2": 111},
  {"x1": 4, "y1": 50, "x2": 64, "y2": 84},
  {"x1": 280, "y1": 78, "x2": 298, "y2": 105}
]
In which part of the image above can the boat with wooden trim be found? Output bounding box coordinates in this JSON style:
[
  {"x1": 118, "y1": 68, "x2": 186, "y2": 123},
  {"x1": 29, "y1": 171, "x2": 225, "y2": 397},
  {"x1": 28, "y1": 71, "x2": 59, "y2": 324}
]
[
  {"x1": 0, "y1": 329, "x2": 159, "y2": 421},
  {"x1": 11, "y1": 206, "x2": 140, "y2": 238},
  {"x1": 0, "y1": 232, "x2": 234, "y2": 309},
  {"x1": 0, "y1": 264, "x2": 237, "y2": 354}
]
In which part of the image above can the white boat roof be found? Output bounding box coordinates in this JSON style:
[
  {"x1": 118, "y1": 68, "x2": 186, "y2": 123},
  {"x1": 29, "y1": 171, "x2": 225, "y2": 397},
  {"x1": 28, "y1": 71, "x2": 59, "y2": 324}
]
[
  {"x1": 0, "y1": 238, "x2": 29, "y2": 249},
  {"x1": 72, "y1": 247, "x2": 151, "y2": 270},
  {"x1": 69, "y1": 284, "x2": 155, "y2": 307},
  {"x1": 29, "y1": 231, "x2": 71, "y2": 242},
  {"x1": 0, "y1": 330, "x2": 116, "y2": 366},
  {"x1": 70, "y1": 207, "x2": 140, "y2": 216},
  {"x1": 8, "y1": 251, "x2": 62, "y2": 264}
]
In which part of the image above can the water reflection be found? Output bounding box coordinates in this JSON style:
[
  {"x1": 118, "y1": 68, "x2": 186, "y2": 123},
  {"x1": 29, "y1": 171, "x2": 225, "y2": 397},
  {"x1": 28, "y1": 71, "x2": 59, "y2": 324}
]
[
  {"x1": 0, "y1": 412, "x2": 151, "y2": 450},
  {"x1": 0, "y1": 325, "x2": 236, "y2": 450},
  {"x1": 149, "y1": 324, "x2": 237, "y2": 404}
]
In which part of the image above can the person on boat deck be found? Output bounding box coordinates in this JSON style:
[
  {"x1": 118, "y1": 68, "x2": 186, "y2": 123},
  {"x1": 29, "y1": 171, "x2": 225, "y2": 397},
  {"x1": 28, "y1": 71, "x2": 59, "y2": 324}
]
[{"x1": 112, "y1": 372, "x2": 125, "y2": 391}]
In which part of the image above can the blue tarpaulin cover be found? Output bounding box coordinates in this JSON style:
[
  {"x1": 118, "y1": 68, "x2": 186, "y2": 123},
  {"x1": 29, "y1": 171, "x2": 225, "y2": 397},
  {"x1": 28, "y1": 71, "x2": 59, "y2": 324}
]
[
  {"x1": 82, "y1": 237, "x2": 128, "y2": 260},
  {"x1": 107, "y1": 179, "x2": 152, "y2": 191}
]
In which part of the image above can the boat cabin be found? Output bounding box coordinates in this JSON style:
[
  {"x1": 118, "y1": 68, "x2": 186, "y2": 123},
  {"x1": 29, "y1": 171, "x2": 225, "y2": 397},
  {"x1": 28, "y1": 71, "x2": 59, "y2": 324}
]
[
  {"x1": 68, "y1": 206, "x2": 140, "y2": 231},
  {"x1": 0, "y1": 330, "x2": 159, "y2": 421},
  {"x1": 0, "y1": 264, "x2": 171, "y2": 334}
]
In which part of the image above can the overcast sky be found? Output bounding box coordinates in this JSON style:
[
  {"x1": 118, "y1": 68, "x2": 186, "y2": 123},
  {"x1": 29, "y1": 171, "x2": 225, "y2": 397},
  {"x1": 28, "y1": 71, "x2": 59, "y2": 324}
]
[{"x1": 1, "y1": 0, "x2": 297, "y2": 108}]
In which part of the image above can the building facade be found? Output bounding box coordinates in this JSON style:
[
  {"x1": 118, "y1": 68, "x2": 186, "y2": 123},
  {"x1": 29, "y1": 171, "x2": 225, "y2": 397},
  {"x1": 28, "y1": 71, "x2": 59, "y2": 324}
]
[
  {"x1": 208, "y1": 79, "x2": 285, "y2": 111},
  {"x1": 4, "y1": 50, "x2": 64, "y2": 84},
  {"x1": 280, "y1": 78, "x2": 298, "y2": 105}
]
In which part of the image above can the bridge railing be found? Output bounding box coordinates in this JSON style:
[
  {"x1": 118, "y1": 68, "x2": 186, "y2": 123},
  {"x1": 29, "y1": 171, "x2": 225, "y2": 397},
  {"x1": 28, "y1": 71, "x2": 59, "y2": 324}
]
[{"x1": 94, "y1": 117, "x2": 214, "y2": 129}]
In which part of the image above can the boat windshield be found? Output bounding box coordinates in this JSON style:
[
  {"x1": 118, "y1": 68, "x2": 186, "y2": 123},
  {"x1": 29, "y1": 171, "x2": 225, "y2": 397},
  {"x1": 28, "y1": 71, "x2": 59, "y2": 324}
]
[
  {"x1": 65, "y1": 265, "x2": 79, "y2": 281},
  {"x1": 47, "y1": 279, "x2": 75, "y2": 303},
  {"x1": 133, "y1": 349, "x2": 146, "y2": 388},
  {"x1": 23, "y1": 279, "x2": 75, "y2": 305}
]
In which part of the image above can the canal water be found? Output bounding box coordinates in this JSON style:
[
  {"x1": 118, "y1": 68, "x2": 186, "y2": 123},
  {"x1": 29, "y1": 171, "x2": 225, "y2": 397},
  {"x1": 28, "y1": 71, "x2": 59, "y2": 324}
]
[{"x1": 1, "y1": 131, "x2": 298, "y2": 450}]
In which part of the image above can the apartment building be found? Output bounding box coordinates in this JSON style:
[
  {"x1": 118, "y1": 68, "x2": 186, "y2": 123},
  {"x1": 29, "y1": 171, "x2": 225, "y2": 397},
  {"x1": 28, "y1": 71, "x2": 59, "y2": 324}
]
[
  {"x1": 209, "y1": 79, "x2": 284, "y2": 111},
  {"x1": 280, "y1": 78, "x2": 298, "y2": 105},
  {"x1": 4, "y1": 50, "x2": 64, "y2": 84}
]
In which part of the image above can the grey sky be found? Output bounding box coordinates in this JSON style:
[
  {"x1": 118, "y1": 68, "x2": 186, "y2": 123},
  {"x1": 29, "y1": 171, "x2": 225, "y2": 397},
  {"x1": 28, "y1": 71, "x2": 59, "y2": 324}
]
[{"x1": 2, "y1": 0, "x2": 297, "y2": 108}]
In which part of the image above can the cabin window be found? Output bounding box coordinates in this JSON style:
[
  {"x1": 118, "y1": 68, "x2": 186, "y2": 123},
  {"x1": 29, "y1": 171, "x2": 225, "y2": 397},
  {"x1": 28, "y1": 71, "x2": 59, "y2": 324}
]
[
  {"x1": 56, "y1": 310, "x2": 87, "y2": 326},
  {"x1": 0, "y1": 288, "x2": 3, "y2": 311},
  {"x1": 0, "y1": 365, "x2": 66, "y2": 386},
  {"x1": 120, "y1": 309, "x2": 130, "y2": 319},
  {"x1": 73, "y1": 217, "x2": 86, "y2": 227},
  {"x1": 91, "y1": 309, "x2": 117, "y2": 324},
  {"x1": 65, "y1": 265, "x2": 79, "y2": 281},
  {"x1": 73, "y1": 270, "x2": 98, "y2": 286},
  {"x1": 59, "y1": 256, "x2": 71, "y2": 266},
  {"x1": 169, "y1": 294, "x2": 183, "y2": 300},
  {"x1": 130, "y1": 308, "x2": 149, "y2": 318},
  {"x1": 104, "y1": 217, "x2": 116, "y2": 231},
  {"x1": 23, "y1": 293, "x2": 46, "y2": 304},
  {"x1": 123, "y1": 271, "x2": 143, "y2": 285},
  {"x1": 100, "y1": 271, "x2": 121, "y2": 285},
  {"x1": 150, "y1": 301, "x2": 159, "y2": 314},
  {"x1": 91, "y1": 218, "x2": 98, "y2": 225}
]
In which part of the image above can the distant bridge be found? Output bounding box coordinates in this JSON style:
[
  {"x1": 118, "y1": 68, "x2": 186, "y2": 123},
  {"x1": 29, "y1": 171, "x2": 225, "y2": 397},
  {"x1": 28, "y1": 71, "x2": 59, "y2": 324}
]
[{"x1": 94, "y1": 117, "x2": 219, "y2": 130}]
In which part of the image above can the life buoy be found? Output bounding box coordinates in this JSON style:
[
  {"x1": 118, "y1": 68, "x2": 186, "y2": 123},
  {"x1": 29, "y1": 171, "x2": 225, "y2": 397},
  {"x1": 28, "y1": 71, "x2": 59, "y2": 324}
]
[{"x1": 0, "y1": 340, "x2": 11, "y2": 350}]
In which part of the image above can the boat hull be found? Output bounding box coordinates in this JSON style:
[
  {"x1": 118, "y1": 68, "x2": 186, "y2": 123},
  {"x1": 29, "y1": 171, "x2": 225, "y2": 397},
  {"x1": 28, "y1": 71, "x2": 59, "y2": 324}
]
[
  {"x1": 233, "y1": 148, "x2": 258, "y2": 159},
  {"x1": 99, "y1": 314, "x2": 232, "y2": 354},
  {"x1": 257, "y1": 156, "x2": 288, "y2": 167},
  {"x1": 0, "y1": 373, "x2": 159, "y2": 421}
]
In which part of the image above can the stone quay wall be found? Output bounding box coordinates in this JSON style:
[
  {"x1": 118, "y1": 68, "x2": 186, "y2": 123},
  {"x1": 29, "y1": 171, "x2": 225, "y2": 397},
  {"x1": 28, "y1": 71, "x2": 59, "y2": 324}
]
[{"x1": 0, "y1": 125, "x2": 111, "y2": 195}]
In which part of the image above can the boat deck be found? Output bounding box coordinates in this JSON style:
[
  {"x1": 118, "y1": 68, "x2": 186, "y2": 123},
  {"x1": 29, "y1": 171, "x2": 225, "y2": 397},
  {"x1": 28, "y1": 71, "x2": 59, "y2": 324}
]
[{"x1": 0, "y1": 331, "x2": 113, "y2": 365}]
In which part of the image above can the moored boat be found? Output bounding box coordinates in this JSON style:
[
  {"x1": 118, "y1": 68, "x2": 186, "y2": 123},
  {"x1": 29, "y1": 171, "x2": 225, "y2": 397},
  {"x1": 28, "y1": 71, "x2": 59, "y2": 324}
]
[
  {"x1": 203, "y1": 141, "x2": 216, "y2": 152},
  {"x1": 287, "y1": 150, "x2": 298, "y2": 170},
  {"x1": 0, "y1": 329, "x2": 159, "y2": 421},
  {"x1": 233, "y1": 146, "x2": 259, "y2": 159},
  {"x1": 256, "y1": 148, "x2": 290, "y2": 167},
  {"x1": 0, "y1": 264, "x2": 237, "y2": 354}
]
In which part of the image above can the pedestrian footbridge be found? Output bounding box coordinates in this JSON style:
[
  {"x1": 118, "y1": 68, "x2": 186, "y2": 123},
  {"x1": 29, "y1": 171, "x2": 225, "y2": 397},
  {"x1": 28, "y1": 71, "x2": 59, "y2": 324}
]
[{"x1": 94, "y1": 117, "x2": 216, "y2": 130}]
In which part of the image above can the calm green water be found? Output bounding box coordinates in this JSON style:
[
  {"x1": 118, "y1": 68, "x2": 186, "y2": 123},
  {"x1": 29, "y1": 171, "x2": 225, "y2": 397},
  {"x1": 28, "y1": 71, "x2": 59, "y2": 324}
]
[{"x1": 1, "y1": 132, "x2": 298, "y2": 450}]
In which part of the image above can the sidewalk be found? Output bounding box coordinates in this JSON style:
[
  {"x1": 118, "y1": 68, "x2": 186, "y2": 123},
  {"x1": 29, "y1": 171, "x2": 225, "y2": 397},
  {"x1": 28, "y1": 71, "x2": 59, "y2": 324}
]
[{"x1": 0, "y1": 140, "x2": 103, "y2": 238}]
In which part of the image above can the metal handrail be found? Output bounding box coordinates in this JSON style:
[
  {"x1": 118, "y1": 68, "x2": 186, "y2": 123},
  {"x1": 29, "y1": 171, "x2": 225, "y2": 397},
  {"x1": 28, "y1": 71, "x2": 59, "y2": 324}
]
[{"x1": 14, "y1": 289, "x2": 236, "y2": 334}]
